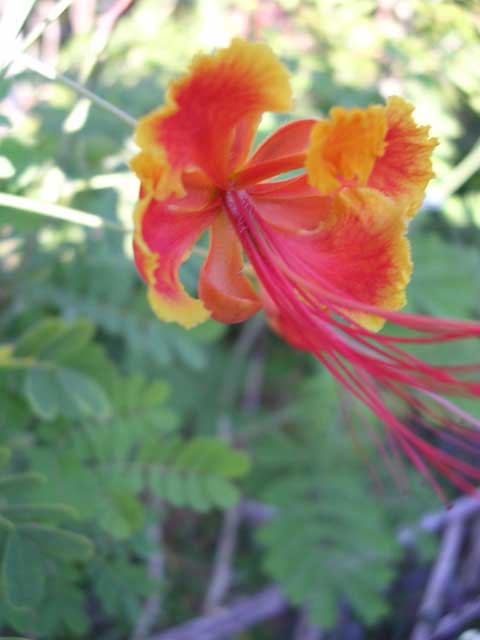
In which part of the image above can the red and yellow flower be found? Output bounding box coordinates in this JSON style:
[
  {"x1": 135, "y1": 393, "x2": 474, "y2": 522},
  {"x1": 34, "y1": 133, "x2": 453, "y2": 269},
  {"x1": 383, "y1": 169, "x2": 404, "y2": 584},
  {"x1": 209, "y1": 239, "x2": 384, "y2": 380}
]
[{"x1": 131, "y1": 38, "x2": 480, "y2": 495}]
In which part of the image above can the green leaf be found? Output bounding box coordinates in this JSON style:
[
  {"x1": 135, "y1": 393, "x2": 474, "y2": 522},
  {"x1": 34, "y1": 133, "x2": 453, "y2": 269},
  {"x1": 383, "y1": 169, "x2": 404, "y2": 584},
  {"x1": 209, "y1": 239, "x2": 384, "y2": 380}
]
[
  {"x1": 2, "y1": 530, "x2": 46, "y2": 609},
  {"x1": 2, "y1": 503, "x2": 78, "y2": 524},
  {"x1": 40, "y1": 319, "x2": 94, "y2": 362},
  {"x1": 56, "y1": 368, "x2": 111, "y2": 418},
  {"x1": 0, "y1": 447, "x2": 11, "y2": 468},
  {"x1": 16, "y1": 525, "x2": 93, "y2": 562},
  {"x1": 24, "y1": 368, "x2": 59, "y2": 420},
  {"x1": 0, "y1": 472, "x2": 45, "y2": 495},
  {"x1": 204, "y1": 475, "x2": 240, "y2": 509},
  {"x1": 14, "y1": 318, "x2": 65, "y2": 358}
]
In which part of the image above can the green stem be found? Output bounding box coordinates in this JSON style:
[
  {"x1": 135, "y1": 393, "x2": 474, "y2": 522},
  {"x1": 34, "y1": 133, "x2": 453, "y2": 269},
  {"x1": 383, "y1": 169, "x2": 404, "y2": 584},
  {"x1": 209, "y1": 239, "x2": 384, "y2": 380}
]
[
  {"x1": 440, "y1": 137, "x2": 480, "y2": 200},
  {"x1": 0, "y1": 191, "x2": 210, "y2": 259},
  {"x1": 21, "y1": 0, "x2": 73, "y2": 53},
  {"x1": 19, "y1": 53, "x2": 137, "y2": 128},
  {"x1": 0, "y1": 191, "x2": 131, "y2": 232}
]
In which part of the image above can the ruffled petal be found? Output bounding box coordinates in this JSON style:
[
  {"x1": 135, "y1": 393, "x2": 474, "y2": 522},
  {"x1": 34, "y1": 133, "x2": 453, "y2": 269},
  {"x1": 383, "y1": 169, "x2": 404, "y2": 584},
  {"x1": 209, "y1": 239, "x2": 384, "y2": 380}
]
[
  {"x1": 306, "y1": 105, "x2": 387, "y2": 195},
  {"x1": 199, "y1": 212, "x2": 261, "y2": 323},
  {"x1": 135, "y1": 38, "x2": 292, "y2": 194},
  {"x1": 253, "y1": 187, "x2": 411, "y2": 332},
  {"x1": 368, "y1": 96, "x2": 438, "y2": 218},
  {"x1": 249, "y1": 175, "x2": 333, "y2": 232},
  {"x1": 316, "y1": 187, "x2": 412, "y2": 330},
  {"x1": 234, "y1": 119, "x2": 316, "y2": 187},
  {"x1": 133, "y1": 194, "x2": 219, "y2": 329}
]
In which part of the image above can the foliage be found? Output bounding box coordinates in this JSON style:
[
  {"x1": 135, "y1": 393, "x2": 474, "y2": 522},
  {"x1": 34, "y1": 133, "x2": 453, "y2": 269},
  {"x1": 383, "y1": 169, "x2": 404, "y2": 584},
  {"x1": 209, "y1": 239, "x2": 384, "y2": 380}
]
[{"x1": 0, "y1": 0, "x2": 479, "y2": 639}]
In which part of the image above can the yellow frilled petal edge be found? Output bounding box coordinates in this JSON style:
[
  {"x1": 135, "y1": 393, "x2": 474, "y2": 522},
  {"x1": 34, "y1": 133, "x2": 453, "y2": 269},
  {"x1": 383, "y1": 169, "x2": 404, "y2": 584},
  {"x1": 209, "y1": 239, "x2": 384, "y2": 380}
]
[
  {"x1": 326, "y1": 188, "x2": 413, "y2": 332},
  {"x1": 132, "y1": 197, "x2": 211, "y2": 330},
  {"x1": 368, "y1": 96, "x2": 438, "y2": 219},
  {"x1": 306, "y1": 105, "x2": 387, "y2": 195},
  {"x1": 134, "y1": 38, "x2": 293, "y2": 194}
]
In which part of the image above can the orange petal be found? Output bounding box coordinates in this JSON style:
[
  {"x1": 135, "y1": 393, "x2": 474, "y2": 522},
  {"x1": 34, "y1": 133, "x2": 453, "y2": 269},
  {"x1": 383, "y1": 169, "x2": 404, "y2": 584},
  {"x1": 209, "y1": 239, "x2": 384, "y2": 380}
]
[
  {"x1": 133, "y1": 195, "x2": 218, "y2": 329},
  {"x1": 249, "y1": 119, "x2": 316, "y2": 165},
  {"x1": 306, "y1": 105, "x2": 387, "y2": 195},
  {"x1": 249, "y1": 175, "x2": 333, "y2": 232},
  {"x1": 315, "y1": 187, "x2": 412, "y2": 330},
  {"x1": 135, "y1": 38, "x2": 292, "y2": 192},
  {"x1": 264, "y1": 187, "x2": 412, "y2": 332},
  {"x1": 368, "y1": 96, "x2": 438, "y2": 218},
  {"x1": 234, "y1": 119, "x2": 316, "y2": 187},
  {"x1": 199, "y1": 212, "x2": 261, "y2": 323}
]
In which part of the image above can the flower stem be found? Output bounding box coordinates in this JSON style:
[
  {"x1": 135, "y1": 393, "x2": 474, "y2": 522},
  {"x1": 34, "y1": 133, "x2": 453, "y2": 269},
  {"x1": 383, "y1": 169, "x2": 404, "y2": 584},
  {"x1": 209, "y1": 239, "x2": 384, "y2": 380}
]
[
  {"x1": 19, "y1": 52, "x2": 137, "y2": 128},
  {"x1": 0, "y1": 191, "x2": 130, "y2": 232}
]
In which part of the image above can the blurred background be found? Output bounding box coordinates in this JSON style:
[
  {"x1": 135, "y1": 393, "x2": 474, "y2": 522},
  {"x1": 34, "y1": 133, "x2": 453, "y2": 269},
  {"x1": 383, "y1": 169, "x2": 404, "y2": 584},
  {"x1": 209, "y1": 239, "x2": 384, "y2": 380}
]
[{"x1": 1, "y1": 1, "x2": 480, "y2": 639}]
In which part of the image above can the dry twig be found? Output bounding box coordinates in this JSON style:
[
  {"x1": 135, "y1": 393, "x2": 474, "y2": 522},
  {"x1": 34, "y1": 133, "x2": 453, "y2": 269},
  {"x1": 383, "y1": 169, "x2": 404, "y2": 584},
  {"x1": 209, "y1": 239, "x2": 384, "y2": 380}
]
[
  {"x1": 149, "y1": 586, "x2": 288, "y2": 640},
  {"x1": 411, "y1": 519, "x2": 465, "y2": 640}
]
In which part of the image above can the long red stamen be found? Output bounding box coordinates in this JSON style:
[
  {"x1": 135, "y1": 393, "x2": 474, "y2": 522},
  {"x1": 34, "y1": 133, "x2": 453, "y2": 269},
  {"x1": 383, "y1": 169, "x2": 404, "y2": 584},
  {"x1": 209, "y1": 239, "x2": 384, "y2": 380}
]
[{"x1": 223, "y1": 189, "x2": 480, "y2": 496}]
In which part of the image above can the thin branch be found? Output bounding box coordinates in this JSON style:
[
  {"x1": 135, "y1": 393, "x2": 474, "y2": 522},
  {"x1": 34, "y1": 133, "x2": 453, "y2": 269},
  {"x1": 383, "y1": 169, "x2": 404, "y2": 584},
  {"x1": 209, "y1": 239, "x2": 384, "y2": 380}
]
[
  {"x1": 20, "y1": 0, "x2": 73, "y2": 54},
  {"x1": 0, "y1": 191, "x2": 210, "y2": 261},
  {"x1": 131, "y1": 500, "x2": 164, "y2": 640},
  {"x1": 294, "y1": 610, "x2": 325, "y2": 640},
  {"x1": 18, "y1": 52, "x2": 137, "y2": 128},
  {"x1": 436, "y1": 137, "x2": 480, "y2": 202},
  {"x1": 430, "y1": 598, "x2": 480, "y2": 640},
  {"x1": 203, "y1": 504, "x2": 243, "y2": 613},
  {"x1": 203, "y1": 319, "x2": 266, "y2": 613},
  {"x1": 148, "y1": 586, "x2": 288, "y2": 640},
  {"x1": 410, "y1": 519, "x2": 465, "y2": 640},
  {"x1": 0, "y1": 191, "x2": 130, "y2": 232}
]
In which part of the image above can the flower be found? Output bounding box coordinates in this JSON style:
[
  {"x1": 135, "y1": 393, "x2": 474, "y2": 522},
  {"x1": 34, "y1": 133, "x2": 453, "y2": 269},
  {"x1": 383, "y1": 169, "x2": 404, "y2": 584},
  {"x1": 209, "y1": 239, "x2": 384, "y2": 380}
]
[{"x1": 131, "y1": 38, "x2": 480, "y2": 496}]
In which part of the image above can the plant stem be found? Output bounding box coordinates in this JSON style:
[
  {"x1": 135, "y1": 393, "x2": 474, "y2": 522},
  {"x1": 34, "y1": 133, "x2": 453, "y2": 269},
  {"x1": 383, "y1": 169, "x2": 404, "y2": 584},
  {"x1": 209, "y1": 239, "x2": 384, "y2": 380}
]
[
  {"x1": 0, "y1": 191, "x2": 209, "y2": 259},
  {"x1": 19, "y1": 53, "x2": 137, "y2": 128},
  {"x1": 0, "y1": 191, "x2": 130, "y2": 232},
  {"x1": 21, "y1": 0, "x2": 73, "y2": 53}
]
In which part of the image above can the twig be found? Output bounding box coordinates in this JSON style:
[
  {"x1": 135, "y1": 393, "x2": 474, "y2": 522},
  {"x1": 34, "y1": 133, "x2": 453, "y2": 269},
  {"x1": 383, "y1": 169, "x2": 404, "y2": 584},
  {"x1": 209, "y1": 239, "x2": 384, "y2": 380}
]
[
  {"x1": 410, "y1": 519, "x2": 465, "y2": 640},
  {"x1": 63, "y1": 0, "x2": 133, "y2": 133},
  {"x1": 430, "y1": 598, "x2": 480, "y2": 640},
  {"x1": 18, "y1": 52, "x2": 137, "y2": 127},
  {"x1": 460, "y1": 515, "x2": 480, "y2": 594},
  {"x1": 131, "y1": 500, "x2": 164, "y2": 640},
  {"x1": 203, "y1": 504, "x2": 243, "y2": 613},
  {"x1": 430, "y1": 136, "x2": 480, "y2": 205},
  {"x1": 0, "y1": 191, "x2": 130, "y2": 231},
  {"x1": 203, "y1": 318, "x2": 266, "y2": 613},
  {"x1": 149, "y1": 586, "x2": 288, "y2": 640},
  {"x1": 293, "y1": 610, "x2": 325, "y2": 640},
  {"x1": 0, "y1": 0, "x2": 72, "y2": 73}
]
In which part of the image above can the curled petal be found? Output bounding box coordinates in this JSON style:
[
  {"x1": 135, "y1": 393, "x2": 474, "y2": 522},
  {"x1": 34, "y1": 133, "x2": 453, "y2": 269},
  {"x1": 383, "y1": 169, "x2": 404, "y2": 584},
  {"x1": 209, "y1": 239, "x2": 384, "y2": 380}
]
[
  {"x1": 133, "y1": 195, "x2": 218, "y2": 329},
  {"x1": 235, "y1": 119, "x2": 316, "y2": 187},
  {"x1": 199, "y1": 212, "x2": 261, "y2": 323},
  {"x1": 306, "y1": 105, "x2": 387, "y2": 195},
  {"x1": 235, "y1": 187, "x2": 412, "y2": 332},
  {"x1": 315, "y1": 188, "x2": 412, "y2": 330},
  {"x1": 368, "y1": 96, "x2": 438, "y2": 218},
  {"x1": 135, "y1": 38, "x2": 292, "y2": 193},
  {"x1": 249, "y1": 175, "x2": 333, "y2": 232}
]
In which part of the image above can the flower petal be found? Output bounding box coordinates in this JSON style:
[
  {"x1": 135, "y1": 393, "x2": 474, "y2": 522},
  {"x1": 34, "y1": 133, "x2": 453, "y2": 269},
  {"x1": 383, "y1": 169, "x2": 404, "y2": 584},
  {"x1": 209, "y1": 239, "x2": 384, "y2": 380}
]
[
  {"x1": 368, "y1": 96, "x2": 438, "y2": 218},
  {"x1": 306, "y1": 105, "x2": 387, "y2": 195},
  {"x1": 135, "y1": 38, "x2": 292, "y2": 193},
  {"x1": 133, "y1": 194, "x2": 218, "y2": 329},
  {"x1": 249, "y1": 175, "x2": 333, "y2": 232},
  {"x1": 234, "y1": 119, "x2": 316, "y2": 187},
  {"x1": 319, "y1": 187, "x2": 412, "y2": 330},
  {"x1": 199, "y1": 212, "x2": 261, "y2": 323},
  {"x1": 255, "y1": 187, "x2": 412, "y2": 332}
]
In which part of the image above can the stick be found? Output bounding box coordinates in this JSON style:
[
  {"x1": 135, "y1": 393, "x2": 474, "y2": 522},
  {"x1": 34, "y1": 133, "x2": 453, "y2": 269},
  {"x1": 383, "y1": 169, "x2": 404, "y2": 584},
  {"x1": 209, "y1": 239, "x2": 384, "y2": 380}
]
[
  {"x1": 149, "y1": 586, "x2": 288, "y2": 640},
  {"x1": 410, "y1": 519, "x2": 465, "y2": 640},
  {"x1": 430, "y1": 598, "x2": 480, "y2": 640}
]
